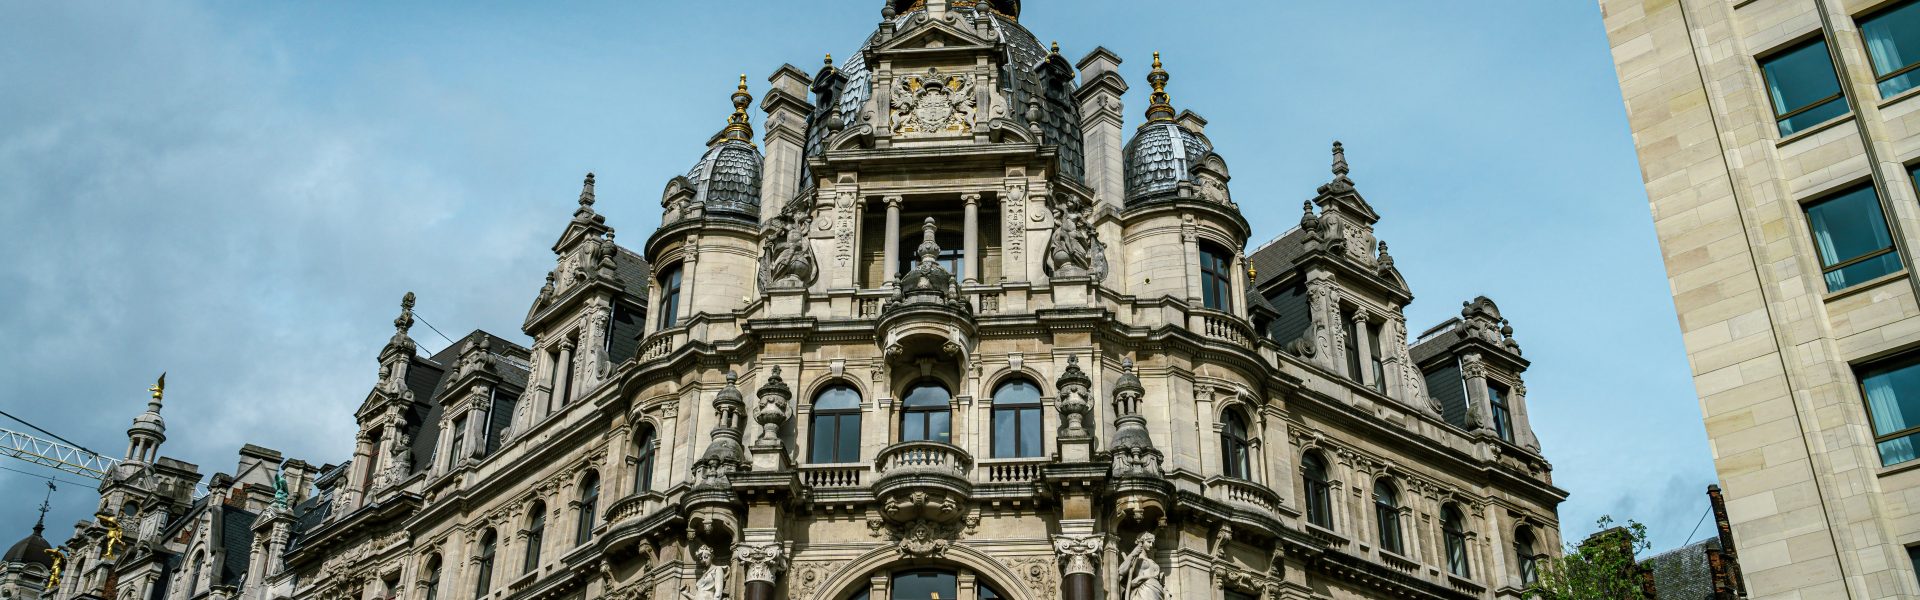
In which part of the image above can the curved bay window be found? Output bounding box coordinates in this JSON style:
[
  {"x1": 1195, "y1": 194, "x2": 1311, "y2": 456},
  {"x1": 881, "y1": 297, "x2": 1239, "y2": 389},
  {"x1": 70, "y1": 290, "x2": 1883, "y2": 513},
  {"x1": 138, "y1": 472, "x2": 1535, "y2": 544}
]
[
  {"x1": 633, "y1": 425, "x2": 657, "y2": 492},
  {"x1": 991, "y1": 379, "x2": 1043, "y2": 458},
  {"x1": 656, "y1": 264, "x2": 683, "y2": 330},
  {"x1": 575, "y1": 471, "x2": 600, "y2": 545},
  {"x1": 810, "y1": 384, "x2": 863, "y2": 463},
  {"x1": 1199, "y1": 243, "x2": 1234, "y2": 312},
  {"x1": 1302, "y1": 451, "x2": 1333, "y2": 530},
  {"x1": 900, "y1": 381, "x2": 952, "y2": 444},
  {"x1": 1443, "y1": 504, "x2": 1470, "y2": 577},
  {"x1": 523, "y1": 502, "x2": 546, "y2": 574},
  {"x1": 474, "y1": 529, "x2": 497, "y2": 599},
  {"x1": 1220, "y1": 410, "x2": 1253, "y2": 480},
  {"x1": 1374, "y1": 479, "x2": 1404, "y2": 555},
  {"x1": 1515, "y1": 525, "x2": 1540, "y2": 586},
  {"x1": 423, "y1": 554, "x2": 442, "y2": 600}
]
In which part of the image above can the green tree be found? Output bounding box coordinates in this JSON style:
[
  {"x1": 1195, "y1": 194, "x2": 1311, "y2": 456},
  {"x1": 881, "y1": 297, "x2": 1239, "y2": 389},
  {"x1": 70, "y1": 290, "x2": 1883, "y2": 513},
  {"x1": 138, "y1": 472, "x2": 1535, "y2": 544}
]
[{"x1": 1530, "y1": 516, "x2": 1653, "y2": 600}]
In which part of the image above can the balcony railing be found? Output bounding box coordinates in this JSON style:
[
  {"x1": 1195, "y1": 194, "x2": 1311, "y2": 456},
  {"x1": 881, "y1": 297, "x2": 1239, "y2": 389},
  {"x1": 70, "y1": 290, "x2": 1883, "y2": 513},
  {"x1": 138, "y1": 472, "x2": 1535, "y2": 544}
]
[
  {"x1": 875, "y1": 441, "x2": 972, "y2": 480},
  {"x1": 1208, "y1": 477, "x2": 1281, "y2": 515},
  {"x1": 800, "y1": 464, "x2": 868, "y2": 489},
  {"x1": 604, "y1": 493, "x2": 654, "y2": 525},
  {"x1": 639, "y1": 328, "x2": 683, "y2": 362},
  {"x1": 1193, "y1": 309, "x2": 1254, "y2": 347},
  {"x1": 976, "y1": 458, "x2": 1046, "y2": 484}
]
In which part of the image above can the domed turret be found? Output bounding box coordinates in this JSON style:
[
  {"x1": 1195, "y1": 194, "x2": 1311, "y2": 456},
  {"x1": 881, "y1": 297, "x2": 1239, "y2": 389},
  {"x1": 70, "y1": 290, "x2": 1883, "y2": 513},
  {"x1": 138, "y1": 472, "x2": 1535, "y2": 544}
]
[
  {"x1": 1122, "y1": 53, "x2": 1215, "y2": 203},
  {"x1": 125, "y1": 373, "x2": 167, "y2": 464},
  {"x1": 682, "y1": 75, "x2": 764, "y2": 222},
  {"x1": 5, "y1": 491, "x2": 54, "y2": 569}
]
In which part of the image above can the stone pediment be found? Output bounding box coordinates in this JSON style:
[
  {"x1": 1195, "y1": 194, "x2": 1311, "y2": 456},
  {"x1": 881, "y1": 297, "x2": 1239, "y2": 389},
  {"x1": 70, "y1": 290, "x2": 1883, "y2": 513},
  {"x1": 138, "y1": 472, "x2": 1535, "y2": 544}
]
[{"x1": 874, "y1": 17, "x2": 993, "y2": 56}]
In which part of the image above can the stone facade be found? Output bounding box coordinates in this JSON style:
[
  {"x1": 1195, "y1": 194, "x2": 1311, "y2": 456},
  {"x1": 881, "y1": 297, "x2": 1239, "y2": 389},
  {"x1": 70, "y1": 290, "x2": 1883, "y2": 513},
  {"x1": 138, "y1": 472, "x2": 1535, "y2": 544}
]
[
  {"x1": 31, "y1": 2, "x2": 1565, "y2": 599},
  {"x1": 1600, "y1": 0, "x2": 1920, "y2": 597}
]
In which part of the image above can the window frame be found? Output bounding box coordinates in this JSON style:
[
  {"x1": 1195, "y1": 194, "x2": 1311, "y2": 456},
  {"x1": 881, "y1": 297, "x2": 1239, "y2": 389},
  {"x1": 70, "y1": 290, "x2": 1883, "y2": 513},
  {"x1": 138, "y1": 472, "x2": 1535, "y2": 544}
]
[
  {"x1": 423, "y1": 555, "x2": 443, "y2": 600},
  {"x1": 1758, "y1": 35, "x2": 1850, "y2": 136},
  {"x1": 1374, "y1": 479, "x2": 1405, "y2": 555},
  {"x1": 574, "y1": 471, "x2": 600, "y2": 545},
  {"x1": 656, "y1": 263, "x2": 684, "y2": 330},
  {"x1": 475, "y1": 529, "x2": 497, "y2": 599},
  {"x1": 1860, "y1": 0, "x2": 1920, "y2": 97},
  {"x1": 1804, "y1": 183, "x2": 1902, "y2": 292},
  {"x1": 1220, "y1": 410, "x2": 1253, "y2": 481},
  {"x1": 1515, "y1": 526, "x2": 1540, "y2": 587},
  {"x1": 1489, "y1": 381, "x2": 1515, "y2": 444},
  {"x1": 990, "y1": 379, "x2": 1044, "y2": 459},
  {"x1": 1302, "y1": 451, "x2": 1334, "y2": 530},
  {"x1": 1857, "y1": 352, "x2": 1920, "y2": 467},
  {"x1": 523, "y1": 502, "x2": 545, "y2": 574},
  {"x1": 1199, "y1": 243, "x2": 1235, "y2": 312},
  {"x1": 900, "y1": 380, "x2": 954, "y2": 444},
  {"x1": 633, "y1": 425, "x2": 657, "y2": 492},
  {"x1": 1442, "y1": 504, "x2": 1471, "y2": 578},
  {"x1": 809, "y1": 384, "x2": 864, "y2": 463}
]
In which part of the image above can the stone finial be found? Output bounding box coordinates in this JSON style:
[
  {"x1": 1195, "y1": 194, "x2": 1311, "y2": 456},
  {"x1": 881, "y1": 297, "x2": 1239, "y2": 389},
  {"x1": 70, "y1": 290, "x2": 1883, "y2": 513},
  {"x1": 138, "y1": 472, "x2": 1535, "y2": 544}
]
[
  {"x1": 917, "y1": 216, "x2": 941, "y2": 263},
  {"x1": 576, "y1": 173, "x2": 597, "y2": 210},
  {"x1": 1331, "y1": 141, "x2": 1349, "y2": 179},
  {"x1": 1144, "y1": 52, "x2": 1175, "y2": 123},
  {"x1": 1050, "y1": 41, "x2": 1061, "y2": 57},
  {"x1": 395, "y1": 292, "x2": 416, "y2": 335},
  {"x1": 722, "y1": 74, "x2": 756, "y2": 142}
]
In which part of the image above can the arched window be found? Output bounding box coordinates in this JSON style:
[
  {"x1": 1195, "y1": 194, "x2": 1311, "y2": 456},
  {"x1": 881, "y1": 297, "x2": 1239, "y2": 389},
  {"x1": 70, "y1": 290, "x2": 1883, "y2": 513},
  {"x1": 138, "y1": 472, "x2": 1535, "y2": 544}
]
[
  {"x1": 900, "y1": 381, "x2": 952, "y2": 444},
  {"x1": 633, "y1": 425, "x2": 657, "y2": 493},
  {"x1": 523, "y1": 502, "x2": 546, "y2": 574},
  {"x1": 1443, "y1": 504, "x2": 1471, "y2": 577},
  {"x1": 1302, "y1": 451, "x2": 1333, "y2": 530},
  {"x1": 1221, "y1": 410, "x2": 1253, "y2": 480},
  {"x1": 1374, "y1": 479, "x2": 1404, "y2": 555},
  {"x1": 575, "y1": 471, "x2": 600, "y2": 545},
  {"x1": 474, "y1": 529, "x2": 497, "y2": 599},
  {"x1": 656, "y1": 264, "x2": 683, "y2": 330},
  {"x1": 1515, "y1": 526, "x2": 1540, "y2": 586},
  {"x1": 892, "y1": 570, "x2": 958, "y2": 600},
  {"x1": 188, "y1": 550, "x2": 206, "y2": 597},
  {"x1": 1199, "y1": 243, "x2": 1234, "y2": 312},
  {"x1": 423, "y1": 554, "x2": 442, "y2": 600},
  {"x1": 991, "y1": 379, "x2": 1043, "y2": 458},
  {"x1": 810, "y1": 384, "x2": 863, "y2": 463}
]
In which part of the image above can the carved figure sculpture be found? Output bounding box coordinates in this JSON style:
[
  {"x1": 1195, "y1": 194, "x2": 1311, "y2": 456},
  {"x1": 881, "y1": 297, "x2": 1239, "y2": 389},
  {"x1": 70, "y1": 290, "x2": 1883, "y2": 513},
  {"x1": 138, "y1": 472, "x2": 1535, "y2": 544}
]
[
  {"x1": 1118, "y1": 532, "x2": 1164, "y2": 600},
  {"x1": 760, "y1": 209, "x2": 818, "y2": 289},
  {"x1": 682, "y1": 545, "x2": 730, "y2": 600},
  {"x1": 1043, "y1": 195, "x2": 1108, "y2": 281}
]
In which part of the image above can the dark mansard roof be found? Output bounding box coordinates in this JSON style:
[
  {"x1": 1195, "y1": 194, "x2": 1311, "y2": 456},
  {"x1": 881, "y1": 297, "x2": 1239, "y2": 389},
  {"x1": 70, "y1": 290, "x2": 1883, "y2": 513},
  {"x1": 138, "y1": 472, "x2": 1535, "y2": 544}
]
[{"x1": 799, "y1": 4, "x2": 1085, "y2": 189}]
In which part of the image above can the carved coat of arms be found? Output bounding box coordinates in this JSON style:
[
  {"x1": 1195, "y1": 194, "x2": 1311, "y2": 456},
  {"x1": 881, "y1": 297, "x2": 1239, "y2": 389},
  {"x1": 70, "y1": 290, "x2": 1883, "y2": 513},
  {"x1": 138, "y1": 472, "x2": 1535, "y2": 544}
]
[{"x1": 891, "y1": 68, "x2": 975, "y2": 136}]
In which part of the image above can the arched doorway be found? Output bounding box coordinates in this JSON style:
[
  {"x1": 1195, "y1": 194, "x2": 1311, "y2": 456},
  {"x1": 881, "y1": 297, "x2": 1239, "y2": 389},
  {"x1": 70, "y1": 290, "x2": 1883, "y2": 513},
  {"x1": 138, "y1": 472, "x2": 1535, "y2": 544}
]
[{"x1": 841, "y1": 567, "x2": 1011, "y2": 600}]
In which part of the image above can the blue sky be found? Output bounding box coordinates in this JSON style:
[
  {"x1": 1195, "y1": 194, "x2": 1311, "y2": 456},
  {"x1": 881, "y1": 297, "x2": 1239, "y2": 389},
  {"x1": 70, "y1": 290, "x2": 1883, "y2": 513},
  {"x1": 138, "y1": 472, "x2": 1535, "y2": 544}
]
[{"x1": 0, "y1": 1, "x2": 1716, "y2": 554}]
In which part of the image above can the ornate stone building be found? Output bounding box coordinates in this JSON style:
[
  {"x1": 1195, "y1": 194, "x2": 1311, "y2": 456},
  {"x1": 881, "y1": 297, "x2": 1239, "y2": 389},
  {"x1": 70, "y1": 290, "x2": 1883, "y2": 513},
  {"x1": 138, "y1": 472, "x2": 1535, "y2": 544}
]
[{"x1": 33, "y1": 1, "x2": 1565, "y2": 599}]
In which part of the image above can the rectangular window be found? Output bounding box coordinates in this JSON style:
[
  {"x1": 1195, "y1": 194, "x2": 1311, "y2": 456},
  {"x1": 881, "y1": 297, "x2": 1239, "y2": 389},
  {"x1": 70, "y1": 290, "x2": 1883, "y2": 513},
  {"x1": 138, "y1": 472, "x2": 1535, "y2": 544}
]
[
  {"x1": 1861, "y1": 354, "x2": 1920, "y2": 467},
  {"x1": 1368, "y1": 321, "x2": 1386, "y2": 392},
  {"x1": 1864, "y1": 1, "x2": 1920, "y2": 97},
  {"x1": 657, "y1": 265, "x2": 683, "y2": 330},
  {"x1": 1200, "y1": 246, "x2": 1234, "y2": 312},
  {"x1": 1344, "y1": 310, "x2": 1363, "y2": 381},
  {"x1": 1761, "y1": 37, "x2": 1849, "y2": 136},
  {"x1": 447, "y1": 416, "x2": 467, "y2": 467},
  {"x1": 1806, "y1": 185, "x2": 1902, "y2": 291},
  {"x1": 1489, "y1": 382, "x2": 1515, "y2": 444}
]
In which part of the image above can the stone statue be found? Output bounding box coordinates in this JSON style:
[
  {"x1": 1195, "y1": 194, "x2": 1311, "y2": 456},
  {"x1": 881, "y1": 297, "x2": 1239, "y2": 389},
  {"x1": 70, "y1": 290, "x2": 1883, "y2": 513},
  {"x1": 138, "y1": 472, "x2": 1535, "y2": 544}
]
[
  {"x1": 271, "y1": 466, "x2": 291, "y2": 510},
  {"x1": 760, "y1": 209, "x2": 818, "y2": 289},
  {"x1": 1043, "y1": 195, "x2": 1107, "y2": 281},
  {"x1": 389, "y1": 426, "x2": 414, "y2": 479},
  {"x1": 1117, "y1": 532, "x2": 1164, "y2": 600},
  {"x1": 681, "y1": 545, "x2": 729, "y2": 600}
]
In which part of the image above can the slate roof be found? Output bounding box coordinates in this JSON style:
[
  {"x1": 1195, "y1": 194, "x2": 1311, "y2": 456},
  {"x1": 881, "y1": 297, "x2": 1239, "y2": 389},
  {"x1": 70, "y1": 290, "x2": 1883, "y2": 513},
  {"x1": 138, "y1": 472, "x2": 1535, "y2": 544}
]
[
  {"x1": 686, "y1": 140, "x2": 762, "y2": 222},
  {"x1": 2, "y1": 526, "x2": 51, "y2": 568},
  {"x1": 1123, "y1": 121, "x2": 1210, "y2": 202},
  {"x1": 1642, "y1": 538, "x2": 1720, "y2": 600},
  {"x1": 218, "y1": 505, "x2": 256, "y2": 586}
]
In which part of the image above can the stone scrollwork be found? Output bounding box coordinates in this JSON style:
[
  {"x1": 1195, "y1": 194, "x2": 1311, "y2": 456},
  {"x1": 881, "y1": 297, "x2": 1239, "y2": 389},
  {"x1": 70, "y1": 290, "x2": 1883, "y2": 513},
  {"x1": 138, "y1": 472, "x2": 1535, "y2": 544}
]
[
  {"x1": 1052, "y1": 534, "x2": 1104, "y2": 577},
  {"x1": 759, "y1": 205, "x2": 818, "y2": 290},
  {"x1": 789, "y1": 561, "x2": 845, "y2": 600},
  {"x1": 733, "y1": 541, "x2": 787, "y2": 585},
  {"x1": 872, "y1": 517, "x2": 965, "y2": 558},
  {"x1": 1043, "y1": 194, "x2": 1108, "y2": 281},
  {"x1": 891, "y1": 68, "x2": 976, "y2": 136}
]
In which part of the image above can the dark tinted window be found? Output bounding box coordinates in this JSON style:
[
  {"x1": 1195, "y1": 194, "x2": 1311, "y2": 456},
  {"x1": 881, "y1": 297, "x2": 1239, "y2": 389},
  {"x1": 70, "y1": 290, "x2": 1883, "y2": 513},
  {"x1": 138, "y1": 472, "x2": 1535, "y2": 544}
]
[
  {"x1": 1861, "y1": 355, "x2": 1920, "y2": 466},
  {"x1": 991, "y1": 379, "x2": 1043, "y2": 458},
  {"x1": 809, "y1": 385, "x2": 862, "y2": 463},
  {"x1": 1761, "y1": 38, "x2": 1848, "y2": 135},
  {"x1": 1805, "y1": 185, "x2": 1901, "y2": 291},
  {"x1": 1863, "y1": 1, "x2": 1920, "y2": 97}
]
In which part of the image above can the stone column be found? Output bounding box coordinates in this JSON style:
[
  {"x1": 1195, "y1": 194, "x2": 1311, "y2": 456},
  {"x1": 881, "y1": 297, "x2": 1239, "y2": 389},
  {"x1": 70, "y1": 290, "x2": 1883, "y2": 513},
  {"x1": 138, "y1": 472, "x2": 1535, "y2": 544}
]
[
  {"x1": 465, "y1": 391, "x2": 489, "y2": 460},
  {"x1": 883, "y1": 196, "x2": 903, "y2": 285},
  {"x1": 1460, "y1": 353, "x2": 1494, "y2": 435},
  {"x1": 1053, "y1": 534, "x2": 1104, "y2": 600},
  {"x1": 735, "y1": 541, "x2": 785, "y2": 600},
  {"x1": 1511, "y1": 382, "x2": 1540, "y2": 451},
  {"x1": 347, "y1": 432, "x2": 374, "y2": 509},
  {"x1": 1350, "y1": 310, "x2": 1374, "y2": 388},
  {"x1": 962, "y1": 193, "x2": 980, "y2": 284},
  {"x1": 554, "y1": 342, "x2": 575, "y2": 409},
  {"x1": 678, "y1": 241, "x2": 699, "y2": 322}
]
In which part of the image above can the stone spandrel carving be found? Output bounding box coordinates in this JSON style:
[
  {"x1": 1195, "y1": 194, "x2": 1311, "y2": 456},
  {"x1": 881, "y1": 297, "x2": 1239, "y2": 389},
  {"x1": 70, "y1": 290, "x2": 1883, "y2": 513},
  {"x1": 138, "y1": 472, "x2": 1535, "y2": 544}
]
[
  {"x1": 759, "y1": 207, "x2": 818, "y2": 290},
  {"x1": 891, "y1": 68, "x2": 976, "y2": 136},
  {"x1": 1042, "y1": 194, "x2": 1108, "y2": 281},
  {"x1": 1117, "y1": 532, "x2": 1165, "y2": 600},
  {"x1": 1052, "y1": 534, "x2": 1104, "y2": 577}
]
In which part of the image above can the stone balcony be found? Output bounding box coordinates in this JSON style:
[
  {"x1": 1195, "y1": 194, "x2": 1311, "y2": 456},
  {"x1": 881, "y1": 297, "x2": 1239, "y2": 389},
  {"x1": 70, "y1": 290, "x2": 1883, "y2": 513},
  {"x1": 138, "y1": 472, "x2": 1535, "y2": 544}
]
[
  {"x1": 872, "y1": 441, "x2": 973, "y2": 523},
  {"x1": 1205, "y1": 476, "x2": 1283, "y2": 517}
]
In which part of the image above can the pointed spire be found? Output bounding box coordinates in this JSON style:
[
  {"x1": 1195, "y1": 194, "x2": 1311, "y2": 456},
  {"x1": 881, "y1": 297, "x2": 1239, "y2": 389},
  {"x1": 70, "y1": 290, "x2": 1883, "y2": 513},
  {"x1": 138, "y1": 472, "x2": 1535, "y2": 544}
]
[
  {"x1": 33, "y1": 481, "x2": 52, "y2": 536},
  {"x1": 1144, "y1": 52, "x2": 1176, "y2": 123},
  {"x1": 721, "y1": 74, "x2": 755, "y2": 143},
  {"x1": 1331, "y1": 141, "x2": 1350, "y2": 181}
]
